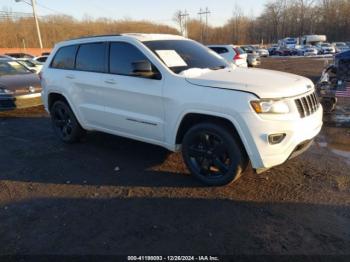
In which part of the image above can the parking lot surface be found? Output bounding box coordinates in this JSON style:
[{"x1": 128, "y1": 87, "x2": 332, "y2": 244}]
[{"x1": 0, "y1": 58, "x2": 349, "y2": 255}]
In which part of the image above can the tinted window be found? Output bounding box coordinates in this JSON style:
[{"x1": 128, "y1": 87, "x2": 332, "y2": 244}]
[
  {"x1": 36, "y1": 57, "x2": 47, "y2": 63},
  {"x1": 0, "y1": 60, "x2": 31, "y2": 76},
  {"x1": 235, "y1": 47, "x2": 246, "y2": 54},
  {"x1": 209, "y1": 47, "x2": 229, "y2": 54},
  {"x1": 144, "y1": 40, "x2": 228, "y2": 74},
  {"x1": 51, "y1": 45, "x2": 78, "y2": 69},
  {"x1": 109, "y1": 42, "x2": 150, "y2": 76},
  {"x1": 76, "y1": 43, "x2": 106, "y2": 72}
]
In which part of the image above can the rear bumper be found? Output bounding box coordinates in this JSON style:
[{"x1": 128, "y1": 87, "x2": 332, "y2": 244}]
[{"x1": 0, "y1": 93, "x2": 42, "y2": 111}]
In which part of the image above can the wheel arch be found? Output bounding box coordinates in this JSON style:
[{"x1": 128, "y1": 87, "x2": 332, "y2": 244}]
[
  {"x1": 47, "y1": 91, "x2": 84, "y2": 127},
  {"x1": 175, "y1": 112, "x2": 250, "y2": 157}
]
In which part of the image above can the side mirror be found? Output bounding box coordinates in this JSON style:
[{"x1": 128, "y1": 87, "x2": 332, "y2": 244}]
[
  {"x1": 132, "y1": 60, "x2": 152, "y2": 73},
  {"x1": 131, "y1": 60, "x2": 161, "y2": 80}
]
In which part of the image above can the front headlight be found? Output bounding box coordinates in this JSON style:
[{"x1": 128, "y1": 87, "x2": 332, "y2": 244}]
[
  {"x1": 250, "y1": 99, "x2": 290, "y2": 114},
  {"x1": 0, "y1": 88, "x2": 13, "y2": 95}
]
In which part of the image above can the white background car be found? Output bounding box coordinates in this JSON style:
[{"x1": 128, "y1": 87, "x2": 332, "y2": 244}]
[
  {"x1": 317, "y1": 43, "x2": 336, "y2": 54},
  {"x1": 16, "y1": 58, "x2": 43, "y2": 73},
  {"x1": 41, "y1": 34, "x2": 323, "y2": 186},
  {"x1": 33, "y1": 55, "x2": 49, "y2": 64},
  {"x1": 299, "y1": 45, "x2": 318, "y2": 56},
  {"x1": 332, "y1": 42, "x2": 350, "y2": 53},
  {"x1": 207, "y1": 45, "x2": 248, "y2": 68}
]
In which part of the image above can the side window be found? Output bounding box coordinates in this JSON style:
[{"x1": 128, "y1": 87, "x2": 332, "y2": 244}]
[
  {"x1": 210, "y1": 47, "x2": 228, "y2": 54},
  {"x1": 37, "y1": 57, "x2": 47, "y2": 63},
  {"x1": 109, "y1": 42, "x2": 152, "y2": 76},
  {"x1": 51, "y1": 45, "x2": 78, "y2": 69},
  {"x1": 76, "y1": 43, "x2": 106, "y2": 73}
]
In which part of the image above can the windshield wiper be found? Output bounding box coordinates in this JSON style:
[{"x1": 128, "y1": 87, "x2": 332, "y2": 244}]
[{"x1": 209, "y1": 65, "x2": 226, "y2": 70}]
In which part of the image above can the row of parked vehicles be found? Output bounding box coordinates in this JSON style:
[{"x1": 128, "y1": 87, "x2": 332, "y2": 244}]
[
  {"x1": 207, "y1": 44, "x2": 269, "y2": 68},
  {"x1": 269, "y1": 42, "x2": 350, "y2": 57}
]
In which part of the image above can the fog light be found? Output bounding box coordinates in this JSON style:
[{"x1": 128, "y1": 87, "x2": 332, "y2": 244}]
[{"x1": 268, "y1": 133, "x2": 286, "y2": 145}]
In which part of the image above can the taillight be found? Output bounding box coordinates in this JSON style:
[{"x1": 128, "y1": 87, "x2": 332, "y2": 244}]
[
  {"x1": 233, "y1": 48, "x2": 243, "y2": 60},
  {"x1": 234, "y1": 53, "x2": 243, "y2": 60}
]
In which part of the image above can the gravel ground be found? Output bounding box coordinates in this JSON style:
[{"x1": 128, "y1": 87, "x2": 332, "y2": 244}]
[{"x1": 0, "y1": 57, "x2": 349, "y2": 257}]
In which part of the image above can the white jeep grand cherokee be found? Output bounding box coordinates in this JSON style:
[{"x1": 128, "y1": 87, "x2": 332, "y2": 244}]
[{"x1": 41, "y1": 34, "x2": 323, "y2": 186}]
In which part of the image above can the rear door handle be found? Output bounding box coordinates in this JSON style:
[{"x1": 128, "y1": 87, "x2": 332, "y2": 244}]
[
  {"x1": 104, "y1": 79, "x2": 117, "y2": 85},
  {"x1": 66, "y1": 75, "x2": 75, "y2": 79}
]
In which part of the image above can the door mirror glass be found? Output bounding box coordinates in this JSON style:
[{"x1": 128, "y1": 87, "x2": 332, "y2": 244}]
[
  {"x1": 132, "y1": 60, "x2": 152, "y2": 73},
  {"x1": 132, "y1": 60, "x2": 160, "y2": 79}
]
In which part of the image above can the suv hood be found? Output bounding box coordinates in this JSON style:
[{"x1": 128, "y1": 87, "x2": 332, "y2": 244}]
[{"x1": 184, "y1": 68, "x2": 313, "y2": 98}]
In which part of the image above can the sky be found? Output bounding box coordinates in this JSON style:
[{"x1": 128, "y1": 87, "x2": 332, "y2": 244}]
[{"x1": 2, "y1": 0, "x2": 267, "y2": 27}]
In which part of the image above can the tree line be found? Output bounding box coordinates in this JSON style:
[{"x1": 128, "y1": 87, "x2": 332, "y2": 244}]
[
  {"x1": 0, "y1": 0, "x2": 349, "y2": 48},
  {"x1": 186, "y1": 0, "x2": 350, "y2": 45}
]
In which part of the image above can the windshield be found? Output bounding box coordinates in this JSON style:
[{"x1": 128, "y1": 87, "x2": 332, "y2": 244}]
[
  {"x1": 143, "y1": 40, "x2": 228, "y2": 74},
  {"x1": 0, "y1": 60, "x2": 31, "y2": 76}
]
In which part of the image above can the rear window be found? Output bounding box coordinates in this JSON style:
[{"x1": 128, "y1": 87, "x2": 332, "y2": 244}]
[
  {"x1": 36, "y1": 57, "x2": 47, "y2": 63},
  {"x1": 76, "y1": 43, "x2": 106, "y2": 72},
  {"x1": 51, "y1": 45, "x2": 78, "y2": 70},
  {"x1": 209, "y1": 47, "x2": 229, "y2": 54},
  {"x1": 234, "y1": 47, "x2": 246, "y2": 54}
]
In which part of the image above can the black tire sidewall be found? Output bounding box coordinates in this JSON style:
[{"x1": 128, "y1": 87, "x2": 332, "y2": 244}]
[
  {"x1": 51, "y1": 100, "x2": 84, "y2": 143},
  {"x1": 182, "y1": 123, "x2": 246, "y2": 186}
]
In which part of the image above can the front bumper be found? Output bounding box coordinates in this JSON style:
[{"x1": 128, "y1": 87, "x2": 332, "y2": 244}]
[
  {"x1": 239, "y1": 105, "x2": 323, "y2": 170},
  {"x1": 0, "y1": 93, "x2": 42, "y2": 111}
]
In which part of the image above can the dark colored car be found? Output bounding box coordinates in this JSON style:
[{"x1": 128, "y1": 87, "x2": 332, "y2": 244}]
[
  {"x1": 0, "y1": 59, "x2": 42, "y2": 111},
  {"x1": 5, "y1": 52, "x2": 34, "y2": 59},
  {"x1": 275, "y1": 47, "x2": 294, "y2": 56},
  {"x1": 335, "y1": 50, "x2": 350, "y2": 81},
  {"x1": 268, "y1": 47, "x2": 278, "y2": 56}
]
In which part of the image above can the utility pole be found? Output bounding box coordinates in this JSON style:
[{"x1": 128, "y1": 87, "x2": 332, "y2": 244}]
[
  {"x1": 15, "y1": 0, "x2": 43, "y2": 49},
  {"x1": 198, "y1": 7, "x2": 210, "y2": 44},
  {"x1": 31, "y1": 0, "x2": 43, "y2": 49},
  {"x1": 179, "y1": 10, "x2": 189, "y2": 38}
]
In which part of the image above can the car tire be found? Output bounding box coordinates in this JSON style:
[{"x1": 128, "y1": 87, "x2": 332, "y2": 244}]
[
  {"x1": 50, "y1": 100, "x2": 86, "y2": 143},
  {"x1": 182, "y1": 123, "x2": 248, "y2": 186}
]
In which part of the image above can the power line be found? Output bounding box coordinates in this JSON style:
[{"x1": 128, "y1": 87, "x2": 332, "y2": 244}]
[
  {"x1": 198, "y1": 7, "x2": 210, "y2": 43},
  {"x1": 179, "y1": 10, "x2": 189, "y2": 37},
  {"x1": 36, "y1": 1, "x2": 66, "y2": 15}
]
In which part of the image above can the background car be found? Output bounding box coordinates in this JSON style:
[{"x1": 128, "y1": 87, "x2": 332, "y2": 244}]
[
  {"x1": 268, "y1": 46, "x2": 279, "y2": 56},
  {"x1": 4, "y1": 52, "x2": 34, "y2": 59},
  {"x1": 0, "y1": 54, "x2": 14, "y2": 59},
  {"x1": 316, "y1": 43, "x2": 336, "y2": 54},
  {"x1": 0, "y1": 59, "x2": 42, "y2": 111},
  {"x1": 298, "y1": 45, "x2": 318, "y2": 56},
  {"x1": 240, "y1": 46, "x2": 261, "y2": 67},
  {"x1": 16, "y1": 58, "x2": 43, "y2": 73},
  {"x1": 33, "y1": 55, "x2": 49, "y2": 64},
  {"x1": 275, "y1": 47, "x2": 294, "y2": 56},
  {"x1": 208, "y1": 45, "x2": 248, "y2": 68},
  {"x1": 332, "y1": 42, "x2": 350, "y2": 53},
  {"x1": 252, "y1": 46, "x2": 269, "y2": 57}
]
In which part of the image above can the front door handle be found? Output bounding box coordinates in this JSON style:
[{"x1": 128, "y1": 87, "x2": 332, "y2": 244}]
[{"x1": 104, "y1": 79, "x2": 117, "y2": 85}]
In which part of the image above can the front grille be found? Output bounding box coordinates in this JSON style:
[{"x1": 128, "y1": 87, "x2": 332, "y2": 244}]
[{"x1": 295, "y1": 92, "x2": 320, "y2": 118}]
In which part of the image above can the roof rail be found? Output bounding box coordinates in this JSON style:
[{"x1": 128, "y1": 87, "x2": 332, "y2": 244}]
[{"x1": 66, "y1": 34, "x2": 122, "y2": 41}]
